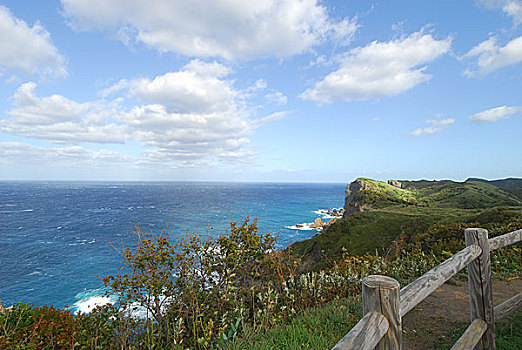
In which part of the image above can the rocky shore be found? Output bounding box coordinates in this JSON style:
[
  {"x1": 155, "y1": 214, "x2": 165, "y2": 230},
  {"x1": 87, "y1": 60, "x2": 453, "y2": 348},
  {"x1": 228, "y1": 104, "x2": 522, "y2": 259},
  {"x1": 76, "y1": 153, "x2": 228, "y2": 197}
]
[{"x1": 291, "y1": 208, "x2": 344, "y2": 231}]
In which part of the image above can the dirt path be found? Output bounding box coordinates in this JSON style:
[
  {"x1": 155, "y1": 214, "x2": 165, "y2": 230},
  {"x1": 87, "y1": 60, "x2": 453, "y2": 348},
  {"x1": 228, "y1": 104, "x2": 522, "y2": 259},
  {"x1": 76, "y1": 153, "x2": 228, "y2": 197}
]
[{"x1": 402, "y1": 277, "x2": 522, "y2": 349}]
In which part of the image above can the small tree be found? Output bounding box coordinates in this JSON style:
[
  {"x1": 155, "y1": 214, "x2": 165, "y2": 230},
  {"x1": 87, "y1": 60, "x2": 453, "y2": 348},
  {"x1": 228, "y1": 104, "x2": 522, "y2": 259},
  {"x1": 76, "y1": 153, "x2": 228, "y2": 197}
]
[
  {"x1": 103, "y1": 224, "x2": 177, "y2": 347},
  {"x1": 103, "y1": 217, "x2": 281, "y2": 349}
]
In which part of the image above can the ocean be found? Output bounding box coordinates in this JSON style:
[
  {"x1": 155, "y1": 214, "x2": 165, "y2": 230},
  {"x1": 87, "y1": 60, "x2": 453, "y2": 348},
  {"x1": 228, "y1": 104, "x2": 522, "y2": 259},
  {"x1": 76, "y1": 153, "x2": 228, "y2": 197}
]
[{"x1": 0, "y1": 181, "x2": 345, "y2": 312}]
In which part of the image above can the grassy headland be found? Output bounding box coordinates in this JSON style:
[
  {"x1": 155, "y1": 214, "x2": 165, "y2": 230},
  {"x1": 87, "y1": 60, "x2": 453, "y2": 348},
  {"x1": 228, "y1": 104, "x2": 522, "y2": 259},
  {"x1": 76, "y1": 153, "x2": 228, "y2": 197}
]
[{"x1": 289, "y1": 177, "x2": 522, "y2": 270}]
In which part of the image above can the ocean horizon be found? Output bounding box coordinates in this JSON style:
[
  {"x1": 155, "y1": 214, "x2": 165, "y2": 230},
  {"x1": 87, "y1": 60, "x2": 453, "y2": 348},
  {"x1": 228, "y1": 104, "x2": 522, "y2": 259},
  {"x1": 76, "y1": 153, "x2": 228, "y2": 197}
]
[{"x1": 0, "y1": 181, "x2": 345, "y2": 312}]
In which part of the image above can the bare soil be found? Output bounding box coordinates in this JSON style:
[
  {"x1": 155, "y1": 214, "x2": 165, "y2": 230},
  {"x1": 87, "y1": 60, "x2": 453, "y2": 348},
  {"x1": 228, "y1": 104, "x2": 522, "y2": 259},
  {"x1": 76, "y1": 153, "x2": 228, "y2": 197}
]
[{"x1": 402, "y1": 277, "x2": 522, "y2": 349}]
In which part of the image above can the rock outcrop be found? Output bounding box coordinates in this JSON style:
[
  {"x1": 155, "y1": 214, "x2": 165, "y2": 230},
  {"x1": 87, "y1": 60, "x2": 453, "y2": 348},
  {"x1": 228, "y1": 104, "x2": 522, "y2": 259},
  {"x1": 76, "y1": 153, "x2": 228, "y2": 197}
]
[
  {"x1": 387, "y1": 180, "x2": 403, "y2": 189},
  {"x1": 343, "y1": 179, "x2": 372, "y2": 217},
  {"x1": 310, "y1": 217, "x2": 324, "y2": 229}
]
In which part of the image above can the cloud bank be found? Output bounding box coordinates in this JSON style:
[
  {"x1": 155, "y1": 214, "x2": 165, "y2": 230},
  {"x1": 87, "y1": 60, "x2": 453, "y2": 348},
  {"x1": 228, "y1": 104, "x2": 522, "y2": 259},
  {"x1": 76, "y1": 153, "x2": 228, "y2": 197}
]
[
  {"x1": 61, "y1": 0, "x2": 357, "y2": 60},
  {"x1": 1, "y1": 60, "x2": 284, "y2": 167}
]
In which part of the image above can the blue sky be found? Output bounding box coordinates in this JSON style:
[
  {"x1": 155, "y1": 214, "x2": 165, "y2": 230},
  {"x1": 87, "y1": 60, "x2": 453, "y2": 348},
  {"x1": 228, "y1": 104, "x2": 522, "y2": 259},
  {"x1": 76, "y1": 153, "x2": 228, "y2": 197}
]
[{"x1": 0, "y1": 0, "x2": 521, "y2": 182}]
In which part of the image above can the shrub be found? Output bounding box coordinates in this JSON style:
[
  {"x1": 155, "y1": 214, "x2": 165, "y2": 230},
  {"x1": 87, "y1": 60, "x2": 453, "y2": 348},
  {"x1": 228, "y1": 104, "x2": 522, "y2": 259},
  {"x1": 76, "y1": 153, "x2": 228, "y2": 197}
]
[
  {"x1": 0, "y1": 303, "x2": 79, "y2": 349},
  {"x1": 103, "y1": 217, "x2": 284, "y2": 349}
]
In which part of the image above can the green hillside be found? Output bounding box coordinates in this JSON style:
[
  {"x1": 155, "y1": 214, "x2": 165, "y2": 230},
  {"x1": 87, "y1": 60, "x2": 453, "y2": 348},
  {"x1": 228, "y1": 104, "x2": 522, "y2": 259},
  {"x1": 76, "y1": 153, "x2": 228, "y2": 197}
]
[
  {"x1": 466, "y1": 177, "x2": 522, "y2": 201},
  {"x1": 289, "y1": 178, "x2": 522, "y2": 270}
]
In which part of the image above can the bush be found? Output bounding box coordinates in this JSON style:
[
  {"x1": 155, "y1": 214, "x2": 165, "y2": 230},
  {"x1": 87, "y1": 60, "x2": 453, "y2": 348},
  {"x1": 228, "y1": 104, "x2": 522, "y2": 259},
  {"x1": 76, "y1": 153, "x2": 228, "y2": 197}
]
[
  {"x1": 103, "y1": 217, "x2": 285, "y2": 349},
  {"x1": 0, "y1": 303, "x2": 79, "y2": 349}
]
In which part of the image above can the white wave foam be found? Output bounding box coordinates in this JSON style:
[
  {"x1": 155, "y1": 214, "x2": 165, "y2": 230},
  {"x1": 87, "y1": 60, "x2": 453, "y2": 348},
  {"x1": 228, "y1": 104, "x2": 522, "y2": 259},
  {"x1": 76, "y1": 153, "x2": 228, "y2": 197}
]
[
  {"x1": 74, "y1": 296, "x2": 114, "y2": 314},
  {"x1": 72, "y1": 289, "x2": 162, "y2": 319},
  {"x1": 313, "y1": 208, "x2": 343, "y2": 219},
  {"x1": 0, "y1": 209, "x2": 34, "y2": 214},
  {"x1": 123, "y1": 302, "x2": 150, "y2": 319},
  {"x1": 72, "y1": 290, "x2": 116, "y2": 315},
  {"x1": 286, "y1": 222, "x2": 321, "y2": 231},
  {"x1": 313, "y1": 209, "x2": 328, "y2": 215}
]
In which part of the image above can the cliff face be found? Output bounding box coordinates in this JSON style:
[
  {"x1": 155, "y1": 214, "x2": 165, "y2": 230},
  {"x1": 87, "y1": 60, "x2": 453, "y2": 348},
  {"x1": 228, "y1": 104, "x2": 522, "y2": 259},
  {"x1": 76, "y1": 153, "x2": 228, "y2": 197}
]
[{"x1": 343, "y1": 179, "x2": 372, "y2": 217}]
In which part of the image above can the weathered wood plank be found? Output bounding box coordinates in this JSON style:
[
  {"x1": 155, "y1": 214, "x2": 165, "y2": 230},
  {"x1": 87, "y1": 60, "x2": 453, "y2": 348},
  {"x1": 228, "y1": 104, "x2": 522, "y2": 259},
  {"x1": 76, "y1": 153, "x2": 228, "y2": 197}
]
[
  {"x1": 331, "y1": 311, "x2": 389, "y2": 350},
  {"x1": 465, "y1": 228, "x2": 495, "y2": 350},
  {"x1": 494, "y1": 292, "x2": 522, "y2": 322},
  {"x1": 488, "y1": 229, "x2": 522, "y2": 251},
  {"x1": 362, "y1": 275, "x2": 401, "y2": 350},
  {"x1": 400, "y1": 244, "x2": 482, "y2": 317},
  {"x1": 450, "y1": 319, "x2": 487, "y2": 350}
]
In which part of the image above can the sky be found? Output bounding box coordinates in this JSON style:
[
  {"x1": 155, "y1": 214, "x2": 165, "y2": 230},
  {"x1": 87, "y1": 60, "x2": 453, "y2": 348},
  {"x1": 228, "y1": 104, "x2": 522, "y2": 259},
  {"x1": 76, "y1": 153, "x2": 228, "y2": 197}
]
[{"x1": 0, "y1": 0, "x2": 521, "y2": 183}]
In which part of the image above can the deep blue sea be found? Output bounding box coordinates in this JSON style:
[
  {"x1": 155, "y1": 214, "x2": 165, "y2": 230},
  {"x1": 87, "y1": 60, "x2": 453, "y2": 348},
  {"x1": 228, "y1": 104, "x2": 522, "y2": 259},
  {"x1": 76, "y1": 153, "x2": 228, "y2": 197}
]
[{"x1": 0, "y1": 182, "x2": 344, "y2": 312}]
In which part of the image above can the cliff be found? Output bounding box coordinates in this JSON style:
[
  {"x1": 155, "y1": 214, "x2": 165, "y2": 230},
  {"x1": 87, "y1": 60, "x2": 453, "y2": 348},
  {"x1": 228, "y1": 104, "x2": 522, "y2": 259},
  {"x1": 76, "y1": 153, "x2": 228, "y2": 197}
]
[
  {"x1": 343, "y1": 178, "x2": 417, "y2": 217},
  {"x1": 288, "y1": 177, "x2": 522, "y2": 271}
]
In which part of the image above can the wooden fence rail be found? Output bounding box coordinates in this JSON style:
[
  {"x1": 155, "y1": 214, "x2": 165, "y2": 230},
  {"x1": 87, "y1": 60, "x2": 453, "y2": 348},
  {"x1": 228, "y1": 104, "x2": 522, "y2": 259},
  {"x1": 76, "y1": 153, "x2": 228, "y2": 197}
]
[
  {"x1": 400, "y1": 244, "x2": 482, "y2": 317},
  {"x1": 332, "y1": 228, "x2": 522, "y2": 350},
  {"x1": 489, "y1": 229, "x2": 522, "y2": 251}
]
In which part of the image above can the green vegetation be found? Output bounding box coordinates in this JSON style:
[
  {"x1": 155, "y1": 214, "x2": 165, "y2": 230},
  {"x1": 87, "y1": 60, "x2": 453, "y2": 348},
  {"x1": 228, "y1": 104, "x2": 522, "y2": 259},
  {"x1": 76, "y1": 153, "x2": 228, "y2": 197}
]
[
  {"x1": 224, "y1": 298, "x2": 362, "y2": 350},
  {"x1": 1, "y1": 177, "x2": 521, "y2": 349},
  {"x1": 495, "y1": 311, "x2": 522, "y2": 350},
  {"x1": 351, "y1": 178, "x2": 418, "y2": 207},
  {"x1": 434, "y1": 311, "x2": 522, "y2": 350},
  {"x1": 290, "y1": 178, "x2": 522, "y2": 268}
]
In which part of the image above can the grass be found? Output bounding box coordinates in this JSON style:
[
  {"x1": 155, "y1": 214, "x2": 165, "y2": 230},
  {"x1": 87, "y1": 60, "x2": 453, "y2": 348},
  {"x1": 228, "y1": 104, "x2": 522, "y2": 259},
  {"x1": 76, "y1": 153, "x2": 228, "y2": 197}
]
[
  {"x1": 496, "y1": 311, "x2": 522, "y2": 349},
  {"x1": 403, "y1": 180, "x2": 522, "y2": 209},
  {"x1": 290, "y1": 205, "x2": 482, "y2": 264},
  {"x1": 223, "y1": 297, "x2": 361, "y2": 350},
  {"x1": 226, "y1": 295, "x2": 521, "y2": 350},
  {"x1": 434, "y1": 311, "x2": 522, "y2": 350}
]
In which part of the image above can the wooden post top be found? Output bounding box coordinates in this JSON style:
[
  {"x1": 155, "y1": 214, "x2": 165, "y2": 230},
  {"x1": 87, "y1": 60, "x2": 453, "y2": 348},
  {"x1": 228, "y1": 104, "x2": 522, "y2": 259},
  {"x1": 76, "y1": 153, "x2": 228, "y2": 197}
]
[{"x1": 363, "y1": 275, "x2": 400, "y2": 289}]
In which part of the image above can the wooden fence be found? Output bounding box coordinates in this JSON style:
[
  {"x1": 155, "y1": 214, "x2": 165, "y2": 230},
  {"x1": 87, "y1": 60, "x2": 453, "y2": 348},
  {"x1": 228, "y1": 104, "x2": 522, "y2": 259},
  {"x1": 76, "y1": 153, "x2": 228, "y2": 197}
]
[{"x1": 332, "y1": 228, "x2": 522, "y2": 350}]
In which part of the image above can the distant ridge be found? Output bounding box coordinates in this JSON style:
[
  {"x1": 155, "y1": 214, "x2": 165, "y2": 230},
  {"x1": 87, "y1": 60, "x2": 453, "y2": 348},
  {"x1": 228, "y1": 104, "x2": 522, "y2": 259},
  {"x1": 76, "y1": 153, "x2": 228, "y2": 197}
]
[
  {"x1": 466, "y1": 177, "x2": 522, "y2": 200},
  {"x1": 465, "y1": 177, "x2": 522, "y2": 188}
]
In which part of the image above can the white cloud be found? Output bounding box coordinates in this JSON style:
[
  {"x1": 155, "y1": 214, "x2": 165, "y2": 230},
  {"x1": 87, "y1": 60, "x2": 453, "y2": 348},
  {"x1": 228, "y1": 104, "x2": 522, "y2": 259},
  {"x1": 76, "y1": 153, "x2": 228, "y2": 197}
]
[
  {"x1": 0, "y1": 6, "x2": 66, "y2": 78},
  {"x1": 478, "y1": 0, "x2": 522, "y2": 26},
  {"x1": 425, "y1": 118, "x2": 455, "y2": 127},
  {"x1": 468, "y1": 105, "x2": 522, "y2": 122},
  {"x1": 410, "y1": 118, "x2": 455, "y2": 136},
  {"x1": 258, "y1": 111, "x2": 289, "y2": 124},
  {"x1": 1, "y1": 82, "x2": 125, "y2": 144},
  {"x1": 503, "y1": 0, "x2": 522, "y2": 25},
  {"x1": 126, "y1": 60, "x2": 237, "y2": 114},
  {"x1": 60, "y1": 0, "x2": 357, "y2": 60},
  {"x1": 463, "y1": 36, "x2": 522, "y2": 76},
  {"x1": 301, "y1": 30, "x2": 451, "y2": 103},
  {"x1": 2, "y1": 60, "x2": 283, "y2": 165},
  {"x1": 265, "y1": 91, "x2": 288, "y2": 105},
  {"x1": 112, "y1": 60, "x2": 258, "y2": 162},
  {"x1": 119, "y1": 104, "x2": 254, "y2": 162},
  {"x1": 0, "y1": 142, "x2": 131, "y2": 165}
]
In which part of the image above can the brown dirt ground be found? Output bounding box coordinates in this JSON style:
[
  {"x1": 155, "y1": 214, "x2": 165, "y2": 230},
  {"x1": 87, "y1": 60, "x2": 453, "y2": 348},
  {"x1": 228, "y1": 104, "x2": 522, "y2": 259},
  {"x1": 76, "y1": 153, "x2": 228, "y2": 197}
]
[{"x1": 402, "y1": 276, "x2": 522, "y2": 349}]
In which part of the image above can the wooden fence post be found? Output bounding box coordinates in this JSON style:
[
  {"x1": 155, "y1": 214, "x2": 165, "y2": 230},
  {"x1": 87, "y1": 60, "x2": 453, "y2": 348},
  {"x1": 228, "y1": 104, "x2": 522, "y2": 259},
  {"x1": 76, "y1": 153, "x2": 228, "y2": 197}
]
[
  {"x1": 465, "y1": 228, "x2": 495, "y2": 350},
  {"x1": 362, "y1": 275, "x2": 401, "y2": 349}
]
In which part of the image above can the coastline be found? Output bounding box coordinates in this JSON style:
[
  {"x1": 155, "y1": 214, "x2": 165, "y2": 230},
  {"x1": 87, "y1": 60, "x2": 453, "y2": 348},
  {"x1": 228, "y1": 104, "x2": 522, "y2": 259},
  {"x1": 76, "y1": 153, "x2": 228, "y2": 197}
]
[{"x1": 286, "y1": 208, "x2": 344, "y2": 232}]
